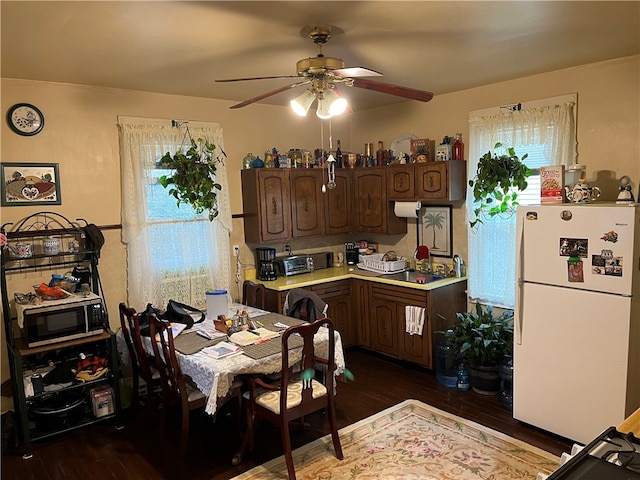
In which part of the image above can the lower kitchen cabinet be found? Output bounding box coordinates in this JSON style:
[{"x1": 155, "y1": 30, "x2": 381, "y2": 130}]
[
  {"x1": 310, "y1": 281, "x2": 354, "y2": 347},
  {"x1": 369, "y1": 280, "x2": 467, "y2": 369},
  {"x1": 263, "y1": 277, "x2": 467, "y2": 369}
]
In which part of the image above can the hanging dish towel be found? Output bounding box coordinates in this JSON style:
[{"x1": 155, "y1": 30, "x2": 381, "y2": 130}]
[{"x1": 405, "y1": 306, "x2": 425, "y2": 336}]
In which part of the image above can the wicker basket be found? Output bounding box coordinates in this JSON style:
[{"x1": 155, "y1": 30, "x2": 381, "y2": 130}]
[{"x1": 361, "y1": 253, "x2": 406, "y2": 274}]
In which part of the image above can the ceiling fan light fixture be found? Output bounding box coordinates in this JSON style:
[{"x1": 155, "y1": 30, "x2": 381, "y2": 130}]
[
  {"x1": 325, "y1": 89, "x2": 348, "y2": 116},
  {"x1": 316, "y1": 96, "x2": 333, "y2": 119},
  {"x1": 290, "y1": 90, "x2": 315, "y2": 116}
]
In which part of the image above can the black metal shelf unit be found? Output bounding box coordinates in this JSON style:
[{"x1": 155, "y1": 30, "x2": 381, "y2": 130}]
[{"x1": 1, "y1": 212, "x2": 121, "y2": 459}]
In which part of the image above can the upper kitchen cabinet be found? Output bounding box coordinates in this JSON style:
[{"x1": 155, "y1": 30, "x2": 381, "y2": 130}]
[
  {"x1": 241, "y1": 169, "x2": 291, "y2": 243},
  {"x1": 290, "y1": 169, "x2": 325, "y2": 238},
  {"x1": 388, "y1": 161, "x2": 467, "y2": 202},
  {"x1": 324, "y1": 170, "x2": 352, "y2": 235},
  {"x1": 353, "y1": 167, "x2": 406, "y2": 235}
]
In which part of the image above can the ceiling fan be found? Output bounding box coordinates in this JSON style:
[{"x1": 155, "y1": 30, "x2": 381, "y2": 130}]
[{"x1": 215, "y1": 26, "x2": 434, "y2": 111}]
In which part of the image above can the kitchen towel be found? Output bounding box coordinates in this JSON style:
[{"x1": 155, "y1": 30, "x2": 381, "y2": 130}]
[{"x1": 405, "y1": 305, "x2": 425, "y2": 336}]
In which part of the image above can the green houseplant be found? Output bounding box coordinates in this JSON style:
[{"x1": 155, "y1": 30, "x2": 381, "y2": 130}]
[
  {"x1": 156, "y1": 137, "x2": 223, "y2": 221},
  {"x1": 468, "y1": 142, "x2": 531, "y2": 228},
  {"x1": 443, "y1": 303, "x2": 514, "y2": 394}
]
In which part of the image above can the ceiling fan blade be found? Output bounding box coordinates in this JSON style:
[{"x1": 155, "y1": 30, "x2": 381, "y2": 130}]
[
  {"x1": 332, "y1": 66, "x2": 382, "y2": 78},
  {"x1": 229, "y1": 81, "x2": 309, "y2": 109},
  {"x1": 351, "y1": 78, "x2": 434, "y2": 102},
  {"x1": 216, "y1": 75, "x2": 299, "y2": 83}
]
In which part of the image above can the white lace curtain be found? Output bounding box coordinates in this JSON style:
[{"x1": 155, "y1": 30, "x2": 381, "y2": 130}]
[
  {"x1": 117, "y1": 117, "x2": 232, "y2": 311},
  {"x1": 467, "y1": 100, "x2": 576, "y2": 308}
]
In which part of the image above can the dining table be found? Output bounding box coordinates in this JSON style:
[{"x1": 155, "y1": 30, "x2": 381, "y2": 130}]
[{"x1": 118, "y1": 303, "x2": 346, "y2": 416}]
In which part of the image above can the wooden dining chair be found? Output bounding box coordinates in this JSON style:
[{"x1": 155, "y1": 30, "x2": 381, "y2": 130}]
[
  {"x1": 242, "y1": 280, "x2": 266, "y2": 310},
  {"x1": 118, "y1": 302, "x2": 161, "y2": 409},
  {"x1": 244, "y1": 317, "x2": 343, "y2": 480},
  {"x1": 148, "y1": 314, "x2": 207, "y2": 457}
]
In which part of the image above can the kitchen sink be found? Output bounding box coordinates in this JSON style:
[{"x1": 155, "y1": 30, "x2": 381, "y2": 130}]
[{"x1": 380, "y1": 270, "x2": 442, "y2": 284}]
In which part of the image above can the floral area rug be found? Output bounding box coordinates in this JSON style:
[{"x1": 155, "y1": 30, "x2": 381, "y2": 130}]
[{"x1": 231, "y1": 399, "x2": 559, "y2": 480}]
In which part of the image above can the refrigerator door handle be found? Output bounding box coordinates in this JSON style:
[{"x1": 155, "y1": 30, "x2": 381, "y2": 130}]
[
  {"x1": 516, "y1": 280, "x2": 524, "y2": 345},
  {"x1": 515, "y1": 211, "x2": 525, "y2": 345}
]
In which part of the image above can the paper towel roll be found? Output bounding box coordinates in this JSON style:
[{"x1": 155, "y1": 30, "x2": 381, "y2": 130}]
[{"x1": 394, "y1": 201, "x2": 421, "y2": 218}]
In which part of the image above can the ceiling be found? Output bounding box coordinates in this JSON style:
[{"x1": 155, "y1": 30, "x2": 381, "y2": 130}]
[{"x1": 2, "y1": 1, "x2": 639, "y2": 112}]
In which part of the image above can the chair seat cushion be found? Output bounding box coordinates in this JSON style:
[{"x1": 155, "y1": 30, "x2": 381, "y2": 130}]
[
  {"x1": 185, "y1": 381, "x2": 206, "y2": 402},
  {"x1": 255, "y1": 379, "x2": 327, "y2": 414}
]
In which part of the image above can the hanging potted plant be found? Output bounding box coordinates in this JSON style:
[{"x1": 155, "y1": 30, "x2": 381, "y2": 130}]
[
  {"x1": 442, "y1": 303, "x2": 514, "y2": 395},
  {"x1": 468, "y1": 142, "x2": 531, "y2": 228},
  {"x1": 156, "y1": 131, "x2": 224, "y2": 221}
]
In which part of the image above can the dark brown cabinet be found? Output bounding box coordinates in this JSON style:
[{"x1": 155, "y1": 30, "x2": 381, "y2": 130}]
[
  {"x1": 388, "y1": 161, "x2": 467, "y2": 202},
  {"x1": 241, "y1": 169, "x2": 291, "y2": 243},
  {"x1": 324, "y1": 170, "x2": 352, "y2": 235},
  {"x1": 290, "y1": 169, "x2": 325, "y2": 238},
  {"x1": 353, "y1": 167, "x2": 406, "y2": 235},
  {"x1": 369, "y1": 280, "x2": 467, "y2": 368},
  {"x1": 310, "y1": 280, "x2": 354, "y2": 347}
]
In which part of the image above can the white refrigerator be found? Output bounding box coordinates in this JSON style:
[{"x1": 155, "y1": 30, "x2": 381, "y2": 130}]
[{"x1": 514, "y1": 203, "x2": 640, "y2": 444}]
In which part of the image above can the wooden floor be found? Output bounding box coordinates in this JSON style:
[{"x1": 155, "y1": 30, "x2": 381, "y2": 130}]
[{"x1": 1, "y1": 349, "x2": 573, "y2": 480}]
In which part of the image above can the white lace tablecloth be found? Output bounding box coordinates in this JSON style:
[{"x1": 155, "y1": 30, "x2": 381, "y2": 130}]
[{"x1": 119, "y1": 303, "x2": 345, "y2": 416}]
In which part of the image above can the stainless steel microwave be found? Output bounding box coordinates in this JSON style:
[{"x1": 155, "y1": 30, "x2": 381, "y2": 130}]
[{"x1": 20, "y1": 295, "x2": 107, "y2": 348}]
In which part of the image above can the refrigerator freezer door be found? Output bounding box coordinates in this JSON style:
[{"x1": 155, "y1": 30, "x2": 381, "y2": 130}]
[
  {"x1": 516, "y1": 205, "x2": 637, "y2": 296},
  {"x1": 513, "y1": 282, "x2": 632, "y2": 444}
]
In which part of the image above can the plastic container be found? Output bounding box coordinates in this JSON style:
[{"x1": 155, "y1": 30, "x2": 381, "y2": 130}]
[
  {"x1": 499, "y1": 356, "x2": 513, "y2": 410},
  {"x1": 206, "y1": 289, "x2": 229, "y2": 320},
  {"x1": 436, "y1": 337, "x2": 458, "y2": 388}
]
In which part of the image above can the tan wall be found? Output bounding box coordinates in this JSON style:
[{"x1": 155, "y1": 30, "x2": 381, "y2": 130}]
[{"x1": 1, "y1": 54, "x2": 638, "y2": 382}]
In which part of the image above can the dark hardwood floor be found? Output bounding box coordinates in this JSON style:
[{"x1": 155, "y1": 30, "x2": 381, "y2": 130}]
[{"x1": 1, "y1": 349, "x2": 573, "y2": 480}]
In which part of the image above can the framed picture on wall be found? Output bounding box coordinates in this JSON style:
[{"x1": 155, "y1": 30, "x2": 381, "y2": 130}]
[
  {"x1": 1, "y1": 162, "x2": 61, "y2": 206},
  {"x1": 419, "y1": 205, "x2": 452, "y2": 257}
]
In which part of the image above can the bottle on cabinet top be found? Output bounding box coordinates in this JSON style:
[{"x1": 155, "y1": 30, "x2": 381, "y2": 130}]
[
  {"x1": 453, "y1": 133, "x2": 464, "y2": 161},
  {"x1": 376, "y1": 140, "x2": 388, "y2": 166},
  {"x1": 336, "y1": 139, "x2": 343, "y2": 168}
]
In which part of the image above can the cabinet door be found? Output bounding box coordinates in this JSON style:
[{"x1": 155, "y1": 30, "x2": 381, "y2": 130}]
[
  {"x1": 398, "y1": 299, "x2": 431, "y2": 368},
  {"x1": 311, "y1": 280, "x2": 353, "y2": 347},
  {"x1": 353, "y1": 168, "x2": 406, "y2": 234},
  {"x1": 241, "y1": 169, "x2": 291, "y2": 243},
  {"x1": 415, "y1": 162, "x2": 447, "y2": 200},
  {"x1": 290, "y1": 170, "x2": 324, "y2": 238},
  {"x1": 353, "y1": 280, "x2": 371, "y2": 348},
  {"x1": 415, "y1": 161, "x2": 467, "y2": 201},
  {"x1": 324, "y1": 170, "x2": 352, "y2": 235},
  {"x1": 387, "y1": 165, "x2": 415, "y2": 200},
  {"x1": 370, "y1": 296, "x2": 399, "y2": 357}
]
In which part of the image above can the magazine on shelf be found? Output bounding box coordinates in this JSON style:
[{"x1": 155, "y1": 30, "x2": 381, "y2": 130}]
[{"x1": 201, "y1": 341, "x2": 243, "y2": 359}]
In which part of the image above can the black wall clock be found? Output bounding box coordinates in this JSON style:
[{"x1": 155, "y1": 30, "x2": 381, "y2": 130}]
[{"x1": 7, "y1": 103, "x2": 45, "y2": 136}]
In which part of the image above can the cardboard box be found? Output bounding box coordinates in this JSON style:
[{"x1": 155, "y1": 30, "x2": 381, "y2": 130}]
[
  {"x1": 540, "y1": 165, "x2": 565, "y2": 203},
  {"x1": 410, "y1": 138, "x2": 432, "y2": 162}
]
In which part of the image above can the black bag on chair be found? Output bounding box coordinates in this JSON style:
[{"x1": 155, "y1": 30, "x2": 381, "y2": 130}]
[
  {"x1": 164, "y1": 300, "x2": 205, "y2": 329},
  {"x1": 138, "y1": 303, "x2": 164, "y2": 337}
]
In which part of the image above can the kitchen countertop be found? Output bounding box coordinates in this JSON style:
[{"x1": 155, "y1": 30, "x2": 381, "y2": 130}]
[{"x1": 250, "y1": 265, "x2": 467, "y2": 291}]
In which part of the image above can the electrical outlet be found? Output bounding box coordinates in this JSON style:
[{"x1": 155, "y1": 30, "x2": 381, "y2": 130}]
[{"x1": 233, "y1": 245, "x2": 240, "y2": 257}]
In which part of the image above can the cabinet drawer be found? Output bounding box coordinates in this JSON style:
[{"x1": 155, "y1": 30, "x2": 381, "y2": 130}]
[{"x1": 311, "y1": 280, "x2": 351, "y2": 298}]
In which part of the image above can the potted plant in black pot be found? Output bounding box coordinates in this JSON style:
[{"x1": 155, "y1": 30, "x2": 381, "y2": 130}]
[
  {"x1": 468, "y1": 142, "x2": 531, "y2": 228},
  {"x1": 443, "y1": 303, "x2": 514, "y2": 395}
]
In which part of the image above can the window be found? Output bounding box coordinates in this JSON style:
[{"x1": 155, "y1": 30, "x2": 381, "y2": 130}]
[
  {"x1": 118, "y1": 117, "x2": 232, "y2": 310},
  {"x1": 467, "y1": 95, "x2": 577, "y2": 308}
]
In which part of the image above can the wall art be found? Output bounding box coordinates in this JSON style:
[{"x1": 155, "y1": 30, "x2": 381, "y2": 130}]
[
  {"x1": 419, "y1": 205, "x2": 452, "y2": 257},
  {"x1": 1, "y1": 162, "x2": 61, "y2": 206}
]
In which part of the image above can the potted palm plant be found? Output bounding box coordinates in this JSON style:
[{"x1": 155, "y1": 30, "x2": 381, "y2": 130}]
[
  {"x1": 468, "y1": 142, "x2": 531, "y2": 228},
  {"x1": 156, "y1": 136, "x2": 224, "y2": 221},
  {"x1": 442, "y1": 303, "x2": 514, "y2": 395}
]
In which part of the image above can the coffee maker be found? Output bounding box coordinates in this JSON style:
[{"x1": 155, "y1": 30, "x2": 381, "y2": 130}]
[{"x1": 256, "y1": 247, "x2": 277, "y2": 281}]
